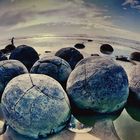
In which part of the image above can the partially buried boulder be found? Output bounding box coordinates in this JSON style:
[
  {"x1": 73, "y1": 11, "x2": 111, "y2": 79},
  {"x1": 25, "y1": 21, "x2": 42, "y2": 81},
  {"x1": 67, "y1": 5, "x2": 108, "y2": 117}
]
[
  {"x1": 74, "y1": 43, "x2": 85, "y2": 49},
  {"x1": 0, "y1": 60, "x2": 28, "y2": 99},
  {"x1": 9, "y1": 45, "x2": 39, "y2": 71},
  {"x1": 100, "y1": 44, "x2": 114, "y2": 55},
  {"x1": 55, "y1": 47, "x2": 84, "y2": 70},
  {"x1": 130, "y1": 52, "x2": 140, "y2": 62},
  {"x1": 67, "y1": 56, "x2": 129, "y2": 113},
  {"x1": 1, "y1": 74, "x2": 71, "y2": 138},
  {"x1": 30, "y1": 56, "x2": 72, "y2": 88}
]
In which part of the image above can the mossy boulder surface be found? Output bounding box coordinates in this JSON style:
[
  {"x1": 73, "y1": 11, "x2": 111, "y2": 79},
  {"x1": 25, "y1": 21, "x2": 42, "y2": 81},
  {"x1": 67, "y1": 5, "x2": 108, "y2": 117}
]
[
  {"x1": 67, "y1": 56, "x2": 129, "y2": 113},
  {"x1": 55, "y1": 47, "x2": 83, "y2": 70},
  {"x1": 0, "y1": 60, "x2": 28, "y2": 98},
  {"x1": 1, "y1": 74, "x2": 71, "y2": 138},
  {"x1": 9, "y1": 45, "x2": 39, "y2": 71},
  {"x1": 30, "y1": 56, "x2": 72, "y2": 87}
]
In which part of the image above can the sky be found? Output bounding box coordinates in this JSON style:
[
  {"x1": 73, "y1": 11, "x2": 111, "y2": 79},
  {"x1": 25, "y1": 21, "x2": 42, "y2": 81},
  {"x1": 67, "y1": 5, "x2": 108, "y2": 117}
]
[{"x1": 0, "y1": 0, "x2": 140, "y2": 43}]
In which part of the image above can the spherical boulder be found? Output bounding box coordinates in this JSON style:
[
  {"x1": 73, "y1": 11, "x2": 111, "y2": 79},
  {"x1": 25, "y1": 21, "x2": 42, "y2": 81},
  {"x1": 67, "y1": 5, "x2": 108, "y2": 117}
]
[
  {"x1": 9, "y1": 45, "x2": 39, "y2": 71},
  {"x1": 30, "y1": 56, "x2": 72, "y2": 88},
  {"x1": 55, "y1": 47, "x2": 84, "y2": 70},
  {"x1": 100, "y1": 44, "x2": 114, "y2": 55},
  {"x1": 67, "y1": 56, "x2": 129, "y2": 113},
  {"x1": 130, "y1": 52, "x2": 140, "y2": 62},
  {"x1": 129, "y1": 65, "x2": 140, "y2": 102},
  {"x1": 1, "y1": 74, "x2": 71, "y2": 138},
  {"x1": 0, "y1": 60, "x2": 28, "y2": 99},
  {"x1": 74, "y1": 43, "x2": 85, "y2": 49}
]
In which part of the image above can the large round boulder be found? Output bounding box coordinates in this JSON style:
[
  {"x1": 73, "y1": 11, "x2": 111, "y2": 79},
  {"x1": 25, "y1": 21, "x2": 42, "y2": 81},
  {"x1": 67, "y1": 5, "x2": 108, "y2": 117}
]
[
  {"x1": 100, "y1": 44, "x2": 114, "y2": 55},
  {"x1": 1, "y1": 74, "x2": 71, "y2": 138},
  {"x1": 130, "y1": 52, "x2": 140, "y2": 62},
  {"x1": 67, "y1": 56, "x2": 129, "y2": 113},
  {"x1": 30, "y1": 56, "x2": 72, "y2": 88},
  {"x1": 129, "y1": 65, "x2": 140, "y2": 103},
  {"x1": 55, "y1": 47, "x2": 84, "y2": 70},
  {"x1": 9, "y1": 45, "x2": 39, "y2": 71},
  {"x1": 0, "y1": 60, "x2": 28, "y2": 99}
]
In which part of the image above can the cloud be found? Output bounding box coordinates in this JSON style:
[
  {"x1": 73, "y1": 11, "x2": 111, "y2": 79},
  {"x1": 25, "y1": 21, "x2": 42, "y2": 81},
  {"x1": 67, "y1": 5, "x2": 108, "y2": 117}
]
[
  {"x1": 122, "y1": 0, "x2": 140, "y2": 9},
  {"x1": 7, "y1": 0, "x2": 112, "y2": 31},
  {"x1": 0, "y1": 10, "x2": 35, "y2": 27},
  {"x1": 0, "y1": 0, "x2": 140, "y2": 42}
]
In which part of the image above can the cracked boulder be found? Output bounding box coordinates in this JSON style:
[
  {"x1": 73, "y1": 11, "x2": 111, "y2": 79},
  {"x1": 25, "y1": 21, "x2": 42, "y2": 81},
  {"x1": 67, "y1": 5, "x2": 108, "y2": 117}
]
[
  {"x1": 129, "y1": 65, "x2": 140, "y2": 103},
  {"x1": 0, "y1": 60, "x2": 28, "y2": 99},
  {"x1": 67, "y1": 56, "x2": 129, "y2": 113},
  {"x1": 30, "y1": 56, "x2": 72, "y2": 88},
  {"x1": 1, "y1": 73, "x2": 71, "y2": 138},
  {"x1": 55, "y1": 47, "x2": 84, "y2": 70},
  {"x1": 9, "y1": 45, "x2": 39, "y2": 71}
]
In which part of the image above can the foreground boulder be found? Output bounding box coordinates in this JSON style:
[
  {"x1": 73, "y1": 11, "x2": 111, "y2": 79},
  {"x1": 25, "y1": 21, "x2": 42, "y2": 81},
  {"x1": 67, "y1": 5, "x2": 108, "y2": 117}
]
[
  {"x1": 55, "y1": 47, "x2": 84, "y2": 70},
  {"x1": 31, "y1": 56, "x2": 72, "y2": 88},
  {"x1": 67, "y1": 56, "x2": 129, "y2": 113},
  {"x1": 9, "y1": 45, "x2": 39, "y2": 71},
  {"x1": 1, "y1": 74, "x2": 71, "y2": 138},
  {"x1": 0, "y1": 60, "x2": 28, "y2": 98}
]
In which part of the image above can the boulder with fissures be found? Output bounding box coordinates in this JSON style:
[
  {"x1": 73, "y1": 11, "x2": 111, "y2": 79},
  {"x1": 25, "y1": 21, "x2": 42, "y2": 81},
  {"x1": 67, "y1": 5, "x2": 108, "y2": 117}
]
[
  {"x1": 9, "y1": 45, "x2": 39, "y2": 71},
  {"x1": 1, "y1": 74, "x2": 71, "y2": 138},
  {"x1": 129, "y1": 65, "x2": 140, "y2": 102},
  {"x1": 30, "y1": 56, "x2": 72, "y2": 88},
  {"x1": 67, "y1": 56, "x2": 129, "y2": 113},
  {"x1": 0, "y1": 60, "x2": 28, "y2": 98},
  {"x1": 55, "y1": 47, "x2": 84, "y2": 70}
]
